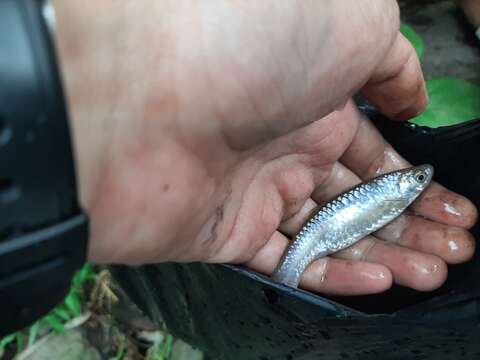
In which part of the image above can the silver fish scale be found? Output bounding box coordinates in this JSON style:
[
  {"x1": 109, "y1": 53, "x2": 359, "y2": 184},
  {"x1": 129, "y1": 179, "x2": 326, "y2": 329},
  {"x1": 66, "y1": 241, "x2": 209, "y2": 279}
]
[
  {"x1": 311, "y1": 177, "x2": 401, "y2": 252},
  {"x1": 272, "y1": 165, "x2": 434, "y2": 288}
]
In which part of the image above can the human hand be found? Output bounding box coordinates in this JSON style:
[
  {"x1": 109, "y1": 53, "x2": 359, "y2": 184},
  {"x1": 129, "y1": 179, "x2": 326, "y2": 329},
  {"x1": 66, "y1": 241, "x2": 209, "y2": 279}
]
[{"x1": 52, "y1": 0, "x2": 476, "y2": 295}]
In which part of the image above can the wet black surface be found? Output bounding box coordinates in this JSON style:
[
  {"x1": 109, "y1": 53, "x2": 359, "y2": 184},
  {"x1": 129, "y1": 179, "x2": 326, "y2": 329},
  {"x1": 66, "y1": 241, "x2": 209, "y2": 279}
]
[
  {"x1": 112, "y1": 251, "x2": 480, "y2": 360},
  {"x1": 112, "y1": 2, "x2": 480, "y2": 359}
]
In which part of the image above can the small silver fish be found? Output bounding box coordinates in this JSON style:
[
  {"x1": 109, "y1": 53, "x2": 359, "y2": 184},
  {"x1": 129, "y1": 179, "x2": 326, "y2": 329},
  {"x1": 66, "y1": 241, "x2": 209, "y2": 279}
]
[{"x1": 272, "y1": 164, "x2": 434, "y2": 288}]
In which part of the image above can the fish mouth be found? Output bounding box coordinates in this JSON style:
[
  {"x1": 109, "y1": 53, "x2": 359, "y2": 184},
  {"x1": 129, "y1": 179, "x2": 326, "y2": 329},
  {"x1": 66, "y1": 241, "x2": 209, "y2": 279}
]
[{"x1": 417, "y1": 164, "x2": 434, "y2": 182}]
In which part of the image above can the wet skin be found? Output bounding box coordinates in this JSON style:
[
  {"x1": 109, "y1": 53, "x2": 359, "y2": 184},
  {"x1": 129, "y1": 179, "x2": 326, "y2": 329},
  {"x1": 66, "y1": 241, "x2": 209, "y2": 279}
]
[{"x1": 249, "y1": 104, "x2": 477, "y2": 295}]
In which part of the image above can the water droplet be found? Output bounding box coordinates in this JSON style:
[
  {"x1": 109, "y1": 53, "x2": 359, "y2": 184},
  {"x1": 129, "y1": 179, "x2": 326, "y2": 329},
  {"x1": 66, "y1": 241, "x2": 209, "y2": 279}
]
[
  {"x1": 448, "y1": 240, "x2": 459, "y2": 252},
  {"x1": 444, "y1": 203, "x2": 461, "y2": 216}
]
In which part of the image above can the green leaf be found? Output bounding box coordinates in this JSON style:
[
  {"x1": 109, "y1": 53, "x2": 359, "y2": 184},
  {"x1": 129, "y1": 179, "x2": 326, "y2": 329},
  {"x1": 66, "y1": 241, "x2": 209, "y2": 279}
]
[
  {"x1": 160, "y1": 335, "x2": 173, "y2": 359},
  {"x1": 147, "y1": 343, "x2": 165, "y2": 360},
  {"x1": 0, "y1": 333, "x2": 17, "y2": 352},
  {"x1": 410, "y1": 78, "x2": 480, "y2": 128},
  {"x1": 146, "y1": 334, "x2": 173, "y2": 360},
  {"x1": 45, "y1": 314, "x2": 66, "y2": 334},
  {"x1": 28, "y1": 322, "x2": 41, "y2": 347},
  {"x1": 400, "y1": 24, "x2": 424, "y2": 58},
  {"x1": 16, "y1": 332, "x2": 25, "y2": 352},
  {"x1": 54, "y1": 306, "x2": 72, "y2": 321},
  {"x1": 64, "y1": 292, "x2": 83, "y2": 317},
  {"x1": 73, "y1": 263, "x2": 96, "y2": 288}
]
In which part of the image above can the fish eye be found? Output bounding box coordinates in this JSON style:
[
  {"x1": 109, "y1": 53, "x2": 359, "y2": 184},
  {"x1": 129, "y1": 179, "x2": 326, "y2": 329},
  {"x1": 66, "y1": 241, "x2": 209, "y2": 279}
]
[{"x1": 415, "y1": 172, "x2": 427, "y2": 183}]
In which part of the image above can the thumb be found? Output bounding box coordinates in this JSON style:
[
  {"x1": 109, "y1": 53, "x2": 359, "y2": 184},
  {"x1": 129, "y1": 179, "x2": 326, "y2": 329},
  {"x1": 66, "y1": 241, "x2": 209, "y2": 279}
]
[{"x1": 361, "y1": 33, "x2": 429, "y2": 121}]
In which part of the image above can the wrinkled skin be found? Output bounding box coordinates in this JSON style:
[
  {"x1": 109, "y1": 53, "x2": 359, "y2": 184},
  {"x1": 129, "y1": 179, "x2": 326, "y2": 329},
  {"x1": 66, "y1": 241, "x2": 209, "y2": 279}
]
[{"x1": 52, "y1": 0, "x2": 477, "y2": 295}]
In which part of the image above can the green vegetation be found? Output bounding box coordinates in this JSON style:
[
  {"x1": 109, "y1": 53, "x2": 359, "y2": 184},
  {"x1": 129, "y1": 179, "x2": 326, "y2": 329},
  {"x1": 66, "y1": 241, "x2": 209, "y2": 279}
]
[
  {"x1": 412, "y1": 78, "x2": 480, "y2": 127},
  {"x1": 0, "y1": 264, "x2": 97, "y2": 358},
  {"x1": 0, "y1": 264, "x2": 183, "y2": 360},
  {"x1": 401, "y1": 24, "x2": 480, "y2": 128},
  {"x1": 146, "y1": 334, "x2": 174, "y2": 360}
]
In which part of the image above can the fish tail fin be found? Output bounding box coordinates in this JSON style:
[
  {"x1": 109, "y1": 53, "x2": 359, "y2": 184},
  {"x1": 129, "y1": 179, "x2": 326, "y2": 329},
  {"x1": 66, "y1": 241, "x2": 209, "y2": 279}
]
[
  {"x1": 271, "y1": 264, "x2": 302, "y2": 288},
  {"x1": 271, "y1": 245, "x2": 329, "y2": 288}
]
